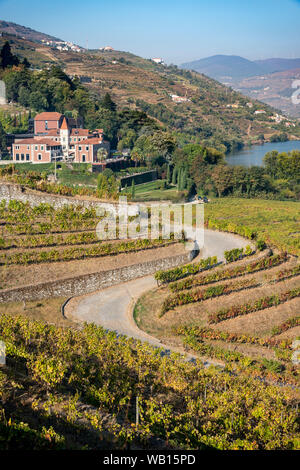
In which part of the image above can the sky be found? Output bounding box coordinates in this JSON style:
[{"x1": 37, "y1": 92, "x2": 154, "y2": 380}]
[{"x1": 0, "y1": 0, "x2": 300, "y2": 64}]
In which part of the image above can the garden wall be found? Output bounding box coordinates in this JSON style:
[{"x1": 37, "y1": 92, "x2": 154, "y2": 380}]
[{"x1": 120, "y1": 170, "x2": 157, "y2": 188}]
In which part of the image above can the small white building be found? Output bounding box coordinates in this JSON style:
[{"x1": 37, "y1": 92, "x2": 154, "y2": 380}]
[
  {"x1": 151, "y1": 58, "x2": 164, "y2": 65},
  {"x1": 99, "y1": 46, "x2": 114, "y2": 52},
  {"x1": 169, "y1": 94, "x2": 190, "y2": 103}
]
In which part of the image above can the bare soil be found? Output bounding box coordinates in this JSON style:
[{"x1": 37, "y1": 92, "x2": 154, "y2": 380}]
[
  {"x1": 276, "y1": 326, "x2": 300, "y2": 340},
  {"x1": 165, "y1": 274, "x2": 300, "y2": 328},
  {"x1": 211, "y1": 297, "x2": 300, "y2": 337},
  {"x1": 0, "y1": 243, "x2": 186, "y2": 290},
  {"x1": 0, "y1": 297, "x2": 75, "y2": 327},
  {"x1": 134, "y1": 259, "x2": 300, "y2": 364}
]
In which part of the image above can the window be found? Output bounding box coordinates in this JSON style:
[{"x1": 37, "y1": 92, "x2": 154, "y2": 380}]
[
  {"x1": 35, "y1": 145, "x2": 38, "y2": 150},
  {"x1": 38, "y1": 154, "x2": 42, "y2": 161},
  {"x1": 27, "y1": 145, "x2": 30, "y2": 150},
  {"x1": 41, "y1": 145, "x2": 44, "y2": 150},
  {"x1": 82, "y1": 154, "x2": 86, "y2": 162},
  {"x1": 45, "y1": 120, "x2": 48, "y2": 130},
  {"x1": 21, "y1": 154, "x2": 24, "y2": 161},
  {"x1": 86, "y1": 146, "x2": 89, "y2": 151},
  {"x1": 79, "y1": 146, "x2": 82, "y2": 151},
  {"x1": 16, "y1": 154, "x2": 19, "y2": 161},
  {"x1": 26, "y1": 154, "x2": 30, "y2": 161}
]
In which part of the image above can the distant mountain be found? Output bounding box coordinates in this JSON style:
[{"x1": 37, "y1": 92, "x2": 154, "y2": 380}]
[
  {"x1": 181, "y1": 54, "x2": 300, "y2": 81},
  {"x1": 181, "y1": 55, "x2": 265, "y2": 80},
  {"x1": 254, "y1": 58, "x2": 300, "y2": 74},
  {"x1": 0, "y1": 19, "x2": 62, "y2": 44},
  {"x1": 181, "y1": 54, "x2": 300, "y2": 117}
]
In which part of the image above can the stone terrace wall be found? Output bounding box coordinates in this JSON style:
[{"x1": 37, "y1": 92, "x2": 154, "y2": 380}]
[
  {"x1": 0, "y1": 182, "x2": 116, "y2": 210},
  {"x1": 0, "y1": 181, "x2": 194, "y2": 302},
  {"x1": 0, "y1": 251, "x2": 191, "y2": 302}
]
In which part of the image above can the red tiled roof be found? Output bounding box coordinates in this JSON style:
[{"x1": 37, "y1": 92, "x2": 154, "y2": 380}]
[
  {"x1": 60, "y1": 116, "x2": 68, "y2": 130},
  {"x1": 43, "y1": 130, "x2": 60, "y2": 136},
  {"x1": 14, "y1": 138, "x2": 61, "y2": 146},
  {"x1": 70, "y1": 128, "x2": 90, "y2": 136},
  {"x1": 34, "y1": 112, "x2": 63, "y2": 121},
  {"x1": 76, "y1": 138, "x2": 103, "y2": 145}
]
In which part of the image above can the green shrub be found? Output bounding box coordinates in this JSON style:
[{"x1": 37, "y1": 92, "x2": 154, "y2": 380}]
[{"x1": 256, "y1": 239, "x2": 267, "y2": 251}]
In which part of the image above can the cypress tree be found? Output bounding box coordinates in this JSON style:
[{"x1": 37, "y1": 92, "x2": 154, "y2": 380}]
[
  {"x1": 167, "y1": 164, "x2": 172, "y2": 184},
  {"x1": 182, "y1": 170, "x2": 187, "y2": 190},
  {"x1": 177, "y1": 168, "x2": 182, "y2": 191},
  {"x1": 172, "y1": 166, "x2": 178, "y2": 185},
  {"x1": 0, "y1": 121, "x2": 7, "y2": 155}
]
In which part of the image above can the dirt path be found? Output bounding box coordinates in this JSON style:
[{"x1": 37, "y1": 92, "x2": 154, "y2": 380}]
[
  {"x1": 65, "y1": 229, "x2": 250, "y2": 366},
  {"x1": 65, "y1": 275, "x2": 222, "y2": 366}
]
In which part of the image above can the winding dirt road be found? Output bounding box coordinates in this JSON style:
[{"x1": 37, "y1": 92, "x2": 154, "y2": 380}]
[{"x1": 65, "y1": 229, "x2": 250, "y2": 365}]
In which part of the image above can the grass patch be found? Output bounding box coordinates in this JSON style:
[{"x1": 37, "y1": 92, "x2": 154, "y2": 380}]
[
  {"x1": 0, "y1": 297, "x2": 73, "y2": 327},
  {"x1": 131, "y1": 179, "x2": 185, "y2": 202}
]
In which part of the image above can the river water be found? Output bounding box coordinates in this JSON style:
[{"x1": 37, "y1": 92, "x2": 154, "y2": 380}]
[{"x1": 226, "y1": 140, "x2": 300, "y2": 167}]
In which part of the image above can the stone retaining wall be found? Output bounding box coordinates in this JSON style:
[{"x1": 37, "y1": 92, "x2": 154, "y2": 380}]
[
  {"x1": 0, "y1": 182, "x2": 116, "y2": 210},
  {"x1": 0, "y1": 251, "x2": 192, "y2": 302}
]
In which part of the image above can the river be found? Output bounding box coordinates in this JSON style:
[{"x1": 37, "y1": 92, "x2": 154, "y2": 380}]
[{"x1": 226, "y1": 140, "x2": 300, "y2": 167}]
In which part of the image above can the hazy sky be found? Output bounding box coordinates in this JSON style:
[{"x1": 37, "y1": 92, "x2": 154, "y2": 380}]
[{"x1": 1, "y1": 0, "x2": 300, "y2": 63}]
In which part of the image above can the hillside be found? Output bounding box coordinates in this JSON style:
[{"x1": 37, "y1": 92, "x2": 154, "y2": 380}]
[
  {"x1": 235, "y1": 68, "x2": 300, "y2": 118},
  {"x1": 181, "y1": 54, "x2": 300, "y2": 118},
  {"x1": 0, "y1": 19, "x2": 62, "y2": 44},
  {"x1": 1, "y1": 31, "x2": 300, "y2": 151}
]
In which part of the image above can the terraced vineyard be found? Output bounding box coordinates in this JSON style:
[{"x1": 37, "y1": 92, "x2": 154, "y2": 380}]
[
  {"x1": 0, "y1": 197, "x2": 299, "y2": 450},
  {"x1": 0, "y1": 313, "x2": 299, "y2": 450},
  {"x1": 204, "y1": 198, "x2": 300, "y2": 256},
  {"x1": 134, "y1": 247, "x2": 300, "y2": 387},
  {"x1": 0, "y1": 200, "x2": 183, "y2": 290}
]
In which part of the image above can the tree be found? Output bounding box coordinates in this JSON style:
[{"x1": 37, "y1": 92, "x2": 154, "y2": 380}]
[
  {"x1": 22, "y1": 57, "x2": 31, "y2": 69},
  {"x1": 172, "y1": 166, "x2": 178, "y2": 185},
  {"x1": 18, "y1": 86, "x2": 31, "y2": 108},
  {"x1": 100, "y1": 93, "x2": 116, "y2": 112},
  {"x1": 131, "y1": 179, "x2": 135, "y2": 198},
  {"x1": 0, "y1": 41, "x2": 19, "y2": 69},
  {"x1": 0, "y1": 121, "x2": 7, "y2": 156},
  {"x1": 177, "y1": 168, "x2": 183, "y2": 191},
  {"x1": 182, "y1": 169, "x2": 187, "y2": 190},
  {"x1": 166, "y1": 164, "x2": 172, "y2": 184},
  {"x1": 29, "y1": 91, "x2": 48, "y2": 112},
  {"x1": 97, "y1": 147, "x2": 108, "y2": 162},
  {"x1": 211, "y1": 165, "x2": 233, "y2": 197}
]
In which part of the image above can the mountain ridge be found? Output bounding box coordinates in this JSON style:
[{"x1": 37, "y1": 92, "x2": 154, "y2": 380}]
[
  {"x1": 0, "y1": 19, "x2": 63, "y2": 44},
  {"x1": 181, "y1": 54, "x2": 300, "y2": 79},
  {"x1": 182, "y1": 55, "x2": 265, "y2": 79}
]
